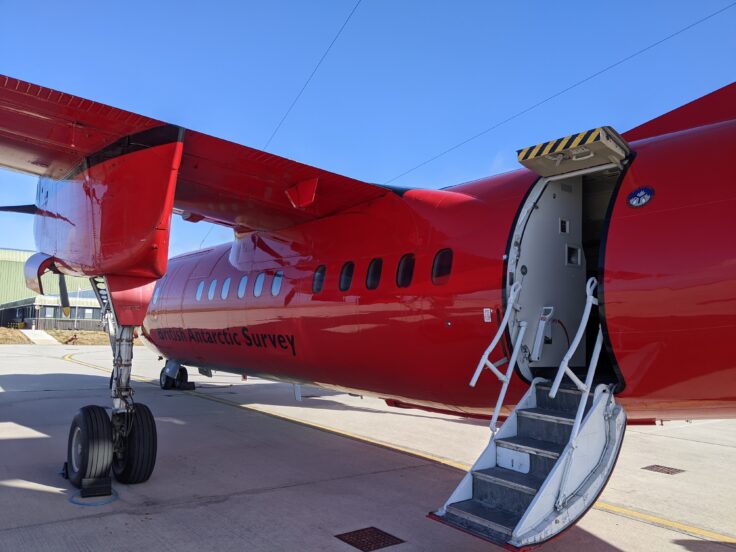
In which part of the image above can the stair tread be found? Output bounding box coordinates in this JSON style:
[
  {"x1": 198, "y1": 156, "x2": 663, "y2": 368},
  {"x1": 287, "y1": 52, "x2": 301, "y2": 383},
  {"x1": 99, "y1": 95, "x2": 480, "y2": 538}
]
[
  {"x1": 474, "y1": 466, "x2": 544, "y2": 493},
  {"x1": 519, "y1": 407, "x2": 576, "y2": 422},
  {"x1": 536, "y1": 382, "x2": 585, "y2": 394},
  {"x1": 496, "y1": 435, "x2": 565, "y2": 458},
  {"x1": 447, "y1": 499, "x2": 519, "y2": 534}
]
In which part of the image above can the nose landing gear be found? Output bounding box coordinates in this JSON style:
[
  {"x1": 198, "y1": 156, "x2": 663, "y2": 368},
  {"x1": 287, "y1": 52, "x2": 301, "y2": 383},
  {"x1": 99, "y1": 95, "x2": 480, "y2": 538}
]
[{"x1": 160, "y1": 359, "x2": 194, "y2": 390}]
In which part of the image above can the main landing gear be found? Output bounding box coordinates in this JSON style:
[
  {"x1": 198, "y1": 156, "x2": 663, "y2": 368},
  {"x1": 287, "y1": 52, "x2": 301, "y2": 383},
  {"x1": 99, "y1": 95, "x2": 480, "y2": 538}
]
[{"x1": 65, "y1": 325, "x2": 157, "y2": 493}]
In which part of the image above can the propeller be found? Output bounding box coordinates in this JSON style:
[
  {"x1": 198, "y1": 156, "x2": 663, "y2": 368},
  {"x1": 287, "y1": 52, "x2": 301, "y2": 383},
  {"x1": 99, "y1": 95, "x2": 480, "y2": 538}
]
[
  {"x1": 58, "y1": 273, "x2": 71, "y2": 318},
  {"x1": 0, "y1": 205, "x2": 72, "y2": 317},
  {"x1": 0, "y1": 204, "x2": 38, "y2": 214}
]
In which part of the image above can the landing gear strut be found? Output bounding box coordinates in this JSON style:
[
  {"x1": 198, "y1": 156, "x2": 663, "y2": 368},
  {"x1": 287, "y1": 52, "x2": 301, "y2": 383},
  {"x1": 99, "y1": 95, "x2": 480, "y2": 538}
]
[{"x1": 65, "y1": 324, "x2": 157, "y2": 491}]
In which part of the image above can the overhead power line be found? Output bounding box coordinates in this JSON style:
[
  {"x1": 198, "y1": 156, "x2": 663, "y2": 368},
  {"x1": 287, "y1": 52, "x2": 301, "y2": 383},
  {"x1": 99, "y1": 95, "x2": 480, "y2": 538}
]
[
  {"x1": 264, "y1": 0, "x2": 363, "y2": 149},
  {"x1": 384, "y1": 1, "x2": 736, "y2": 185}
]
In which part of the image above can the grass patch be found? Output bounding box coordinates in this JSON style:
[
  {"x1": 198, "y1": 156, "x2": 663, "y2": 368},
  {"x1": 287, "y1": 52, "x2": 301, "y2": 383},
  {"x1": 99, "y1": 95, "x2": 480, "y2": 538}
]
[{"x1": 0, "y1": 327, "x2": 32, "y2": 344}]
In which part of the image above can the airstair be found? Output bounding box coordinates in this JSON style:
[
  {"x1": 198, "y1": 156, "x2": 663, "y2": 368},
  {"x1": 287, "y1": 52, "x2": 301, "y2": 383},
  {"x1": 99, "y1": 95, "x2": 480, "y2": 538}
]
[{"x1": 434, "y1": 278, "x2": 626, "y2": 548}]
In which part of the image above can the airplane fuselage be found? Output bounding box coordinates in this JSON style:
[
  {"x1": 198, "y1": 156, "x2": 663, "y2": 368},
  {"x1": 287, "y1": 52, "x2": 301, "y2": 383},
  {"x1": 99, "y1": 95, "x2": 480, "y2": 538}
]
[{"x1": 143, "y1": 119, "x2": 736, "y2": 421}]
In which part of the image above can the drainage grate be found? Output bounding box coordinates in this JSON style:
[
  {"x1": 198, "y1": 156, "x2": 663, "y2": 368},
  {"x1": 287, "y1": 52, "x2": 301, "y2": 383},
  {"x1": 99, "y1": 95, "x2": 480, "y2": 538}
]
[
  {"x1": 335, "y1": 527, "x2": 404, "y2": 551},
  {"x1": 642, "y1": 464, "x2": 685, "y2": 475}
]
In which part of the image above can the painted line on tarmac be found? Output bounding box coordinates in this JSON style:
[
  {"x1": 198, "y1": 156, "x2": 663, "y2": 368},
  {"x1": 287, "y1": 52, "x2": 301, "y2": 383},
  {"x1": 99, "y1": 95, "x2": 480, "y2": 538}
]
[
  {"x1": 61, "y1": 352, "x2": 736, "y2": 545},
  {"x1": 594, "y1": 502, "x2": 736, "y2": 544}
]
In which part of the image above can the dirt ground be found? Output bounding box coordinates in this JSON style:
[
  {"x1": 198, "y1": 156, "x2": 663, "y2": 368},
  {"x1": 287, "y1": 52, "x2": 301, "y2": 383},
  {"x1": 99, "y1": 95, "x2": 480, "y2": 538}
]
[
  {"x1": 45, "y1": 330, "x2": 142, "y2": 346},
  {"x1": 0, "y1": 327, "x2": 32, "y2": 344}
]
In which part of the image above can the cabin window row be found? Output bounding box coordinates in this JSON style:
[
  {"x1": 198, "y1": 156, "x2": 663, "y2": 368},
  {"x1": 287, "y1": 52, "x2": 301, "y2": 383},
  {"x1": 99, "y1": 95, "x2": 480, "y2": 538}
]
[
  {"x1": 194, "y1": 271, "x2": 283, "y2": 302},
  {"x1": 313, "y1": 248, "x2": 453, "y2": 293}
]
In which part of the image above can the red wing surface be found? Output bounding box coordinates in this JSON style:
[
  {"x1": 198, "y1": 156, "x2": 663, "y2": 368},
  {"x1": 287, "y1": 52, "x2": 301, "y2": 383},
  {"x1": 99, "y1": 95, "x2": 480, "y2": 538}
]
[{"x1": 0, "y1": 74, "x2": 403, "y2": 233}]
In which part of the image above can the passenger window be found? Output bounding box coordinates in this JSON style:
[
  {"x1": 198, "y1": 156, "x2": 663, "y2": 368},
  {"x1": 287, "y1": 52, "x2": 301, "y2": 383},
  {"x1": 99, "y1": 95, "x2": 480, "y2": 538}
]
[
  {"x1": 237, "y1": 275, "x2": 248, "y2": 299},
  {"x1": 221, "y1": 277, "x2": 231, "y2": 300},
  {"x1": 432, "y1": 249, "x2": 453, "y2": 285},
  {"x1": 313, "y1": 265, "x2": 326, "y2": 293},
  {"x1": 271, "y1": 271, "x2": 283, "y2": 296},
  {"x1": 207, "y1": 279, "x2": 218, "y2": 301},
  {"x1": 339, "y1": 262, "x2": 354, "y2": 292},
  {"x1": 396, "y1": 254, "x2": 415, "y2": 288},
  {"x1": 195, "y1": 280, "x2": 205, "y2": 301},
  {"x1": 254, "y1": 272, "x2": 265, "y2": 297},
  {"x1": 366, "y1": 258, "x2": 382, "y2": 290}
]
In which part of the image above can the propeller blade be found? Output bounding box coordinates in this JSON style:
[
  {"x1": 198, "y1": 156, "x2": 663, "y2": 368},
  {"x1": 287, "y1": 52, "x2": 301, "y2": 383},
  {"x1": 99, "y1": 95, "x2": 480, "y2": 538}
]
[
  {"x1": 58, "y1": 274, "x2": 71, "y2": 318},
  {"x1": 0, "y1": 204, "x2": 38, "y2": 214}
]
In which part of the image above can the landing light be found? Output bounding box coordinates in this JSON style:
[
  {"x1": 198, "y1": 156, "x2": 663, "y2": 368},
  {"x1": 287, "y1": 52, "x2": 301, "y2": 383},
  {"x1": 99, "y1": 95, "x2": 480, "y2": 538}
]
[{"x1": 517, "y1": 126, "x2": 630, "y2": 177}]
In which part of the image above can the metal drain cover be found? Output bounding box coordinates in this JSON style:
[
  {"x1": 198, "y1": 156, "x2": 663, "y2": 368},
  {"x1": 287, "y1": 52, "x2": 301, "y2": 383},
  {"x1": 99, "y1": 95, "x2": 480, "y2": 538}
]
[
  {"x1": 335, "y1": 527, "x2": 404, "y2": 551},
  {"x1": 642, "y1": 464, "x2": 684, "y2": 475}
]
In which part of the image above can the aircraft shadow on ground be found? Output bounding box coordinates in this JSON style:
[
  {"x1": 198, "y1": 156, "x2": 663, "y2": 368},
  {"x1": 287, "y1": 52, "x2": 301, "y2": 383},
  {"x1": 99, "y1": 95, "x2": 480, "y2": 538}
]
[
  {"x1": 195, "y1": 380, "x2": 490, "y2": 427},
  {"x1": 0, "y1": 373, "x2": 116, "y2": 499},
  {"x1": 0, "y1": 373, "x2": 708, "y2": 551},
  {"x1": 673, "y1": 540, "x2": 736, "y2": 551}
]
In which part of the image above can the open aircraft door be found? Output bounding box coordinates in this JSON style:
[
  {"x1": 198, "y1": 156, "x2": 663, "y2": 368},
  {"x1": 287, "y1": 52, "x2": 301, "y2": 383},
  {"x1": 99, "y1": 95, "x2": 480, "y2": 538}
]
[
  {"x1": 503, "y1": 126, "x2": 631, "y2": 385},
  {"x1": 449, "y1": 127, "x2": 632, "y2": 547}
]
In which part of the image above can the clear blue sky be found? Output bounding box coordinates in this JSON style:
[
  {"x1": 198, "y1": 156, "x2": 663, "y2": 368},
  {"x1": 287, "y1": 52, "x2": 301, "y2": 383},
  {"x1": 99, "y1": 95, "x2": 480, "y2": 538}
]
[{"x1": 1, "y1": 1, "x2": 734, "y2": 256}]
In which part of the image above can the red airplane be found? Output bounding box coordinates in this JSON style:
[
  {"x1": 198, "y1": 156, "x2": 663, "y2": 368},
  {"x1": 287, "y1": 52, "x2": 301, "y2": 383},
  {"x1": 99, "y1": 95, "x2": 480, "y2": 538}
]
[{"x1": 0, "y1": 74, "x2": 734, "y2": 548}]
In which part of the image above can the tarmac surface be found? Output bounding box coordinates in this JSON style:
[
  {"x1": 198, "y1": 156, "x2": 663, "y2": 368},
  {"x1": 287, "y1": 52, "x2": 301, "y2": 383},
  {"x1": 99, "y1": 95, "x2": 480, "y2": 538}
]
[{"x1": 0, "y1": 344, "x2": 734, "y2": 551}]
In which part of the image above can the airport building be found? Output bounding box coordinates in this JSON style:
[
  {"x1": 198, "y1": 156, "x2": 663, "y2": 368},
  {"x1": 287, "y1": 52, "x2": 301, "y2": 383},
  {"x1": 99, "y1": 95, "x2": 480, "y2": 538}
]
[{"x1": 0, "y1": 248, "x2": 101, "y2": 330}]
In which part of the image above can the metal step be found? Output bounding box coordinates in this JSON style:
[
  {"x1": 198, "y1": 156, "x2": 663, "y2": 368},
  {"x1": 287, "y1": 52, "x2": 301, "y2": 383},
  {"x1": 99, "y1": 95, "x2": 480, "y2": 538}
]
[
  {"x1": 445, "y1": 499, "x2": 517, "y2": 539},
  {"x1": 535, "y1": 383, "x2": 593, "y2": 413},
  {"x1": 496, "y1": 435, "x2": 563, "y2": 479},
  {"x1": 473, "y1": 466, "x2": 543, "y2": 516},
  {"x1": 474, "y1": 466, "x2": 544, "y2": 494},
  {"x1": 517, "y1": 407, "x2": 575, "y2": 446}
]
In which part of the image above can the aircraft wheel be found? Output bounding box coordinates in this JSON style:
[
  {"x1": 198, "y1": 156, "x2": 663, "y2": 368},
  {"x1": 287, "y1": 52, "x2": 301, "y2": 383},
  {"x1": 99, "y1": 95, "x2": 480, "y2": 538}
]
[
  {"x1": 159, "y1": 367, "x2": 175, "y2": 390},
  {"x1": 175, "y1": 367, "x2": 188, "y2": 388},
  {"x1": 66, "y1": 405, "x2": 113, "y2": 488},
  {"x1": 112, "y1": 403, "x2": 157, "y2": 484}
]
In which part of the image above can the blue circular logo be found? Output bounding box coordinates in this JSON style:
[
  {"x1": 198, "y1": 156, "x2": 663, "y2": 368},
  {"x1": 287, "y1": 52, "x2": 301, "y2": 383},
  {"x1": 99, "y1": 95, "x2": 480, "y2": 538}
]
[{"x1": 627, "y1": 187, "x2": 654, "y2": 208}]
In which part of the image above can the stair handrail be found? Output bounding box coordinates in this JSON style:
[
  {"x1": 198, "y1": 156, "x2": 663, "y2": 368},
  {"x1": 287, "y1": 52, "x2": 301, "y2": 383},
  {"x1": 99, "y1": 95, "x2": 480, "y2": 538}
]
[
  {"x1": 554, "y1": 325, "x2": 606, "y2": 510},
  {"x1": 469, "y1": 281, "x2": 522, "y2": 387},
  {"x1": 549, "y1": 277, "x2": 598, "y2": 399},
  {"x1": 569, "y1": 326, "x2": 603, "y2": 443},
  {"x1": 487, "y1": 320, "x2": 527, "y2": 434}
]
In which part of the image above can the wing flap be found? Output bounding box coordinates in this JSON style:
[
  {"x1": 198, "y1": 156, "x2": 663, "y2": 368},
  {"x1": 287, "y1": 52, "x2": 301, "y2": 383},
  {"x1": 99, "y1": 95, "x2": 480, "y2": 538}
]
[
  {"x1": 176, "y1": 130, "x2": 399, "y2": 231},
  {"x1": 0, "y1": 75, "x2": 161, "y2": 179}
]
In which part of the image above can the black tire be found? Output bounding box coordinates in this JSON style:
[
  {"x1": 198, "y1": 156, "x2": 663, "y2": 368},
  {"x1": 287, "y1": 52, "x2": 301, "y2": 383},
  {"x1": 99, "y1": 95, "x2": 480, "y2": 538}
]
[
  {"x1": 112, "y1": 403, "x2": 157, "y2": 484},
  {"x1": 159, "y1": 367, "x2": 174, "y2": 390},
  {"x1": 175, "y1": 367, "x2": 188, "y2": 388},
  {"x1": 66, "y1": 405, "x2": 113, "y2": 488}
]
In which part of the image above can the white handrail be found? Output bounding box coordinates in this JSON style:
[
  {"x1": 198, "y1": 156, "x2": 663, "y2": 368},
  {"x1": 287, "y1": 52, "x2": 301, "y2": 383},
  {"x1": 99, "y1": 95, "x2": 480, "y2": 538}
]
[
  {"x1": 549, "y1": 277, "x2": 598, "y2": 398},
  {"x1": 489, "y1": 321, "x2": 527, "y2": 434},
  {"x1": 470, "y1": 281, "x2": 522, "y2": 387},
  {"x1": 555, "y1": 325, "x2": 604, "y2": 510},
  {"x1": 570, "y1": 327, "x2": 603, "y2": 443}
]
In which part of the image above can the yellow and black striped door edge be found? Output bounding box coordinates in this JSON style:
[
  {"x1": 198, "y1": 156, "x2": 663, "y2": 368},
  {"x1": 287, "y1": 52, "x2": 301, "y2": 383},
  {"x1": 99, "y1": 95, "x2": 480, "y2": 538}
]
[{"x1": 517, "y1": 128, "x2": 602, "y2": 162}]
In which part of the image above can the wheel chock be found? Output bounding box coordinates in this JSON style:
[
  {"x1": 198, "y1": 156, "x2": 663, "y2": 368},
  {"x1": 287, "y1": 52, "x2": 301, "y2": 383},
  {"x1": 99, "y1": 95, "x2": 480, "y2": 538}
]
[{"x1": 80, "y1": 477, "x2": 112, "y2": 498}]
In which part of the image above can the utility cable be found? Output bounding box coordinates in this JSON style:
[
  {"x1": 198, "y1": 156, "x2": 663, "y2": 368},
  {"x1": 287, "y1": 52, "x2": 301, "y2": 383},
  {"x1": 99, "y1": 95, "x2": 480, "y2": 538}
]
[
  {"x1": 384, "y1": 2, "x2": 736, "y2": 184},
  {"x1": 264, "y1": 0, "x2": 362, "y2": 149}
]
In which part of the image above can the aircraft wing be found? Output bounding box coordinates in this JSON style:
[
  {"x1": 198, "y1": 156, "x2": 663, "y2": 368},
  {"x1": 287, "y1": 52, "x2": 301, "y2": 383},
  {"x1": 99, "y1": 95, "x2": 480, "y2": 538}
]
[{"x1": 0, "y1": 74, "x2": 403, "y2": 233}]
